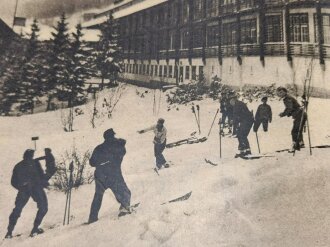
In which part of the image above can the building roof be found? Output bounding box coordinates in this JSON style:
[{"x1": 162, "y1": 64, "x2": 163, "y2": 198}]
[
  {"x1": 0, "y1": 18, "x2": 18, "y2": 41},
  {"x1": 82, "y1": 0, "x2": 167, "y2": 28}
]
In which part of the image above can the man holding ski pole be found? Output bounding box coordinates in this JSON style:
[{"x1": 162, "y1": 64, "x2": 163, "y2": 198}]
[
  {"x1": 138, "y1": 118, "x2": 169, "y2": 170},
  {"x1": 276, "y1": 87, "x2": 307, "y2": 152},
  {"x1": 88, "y1": 129, "x2": 131, "y2": 223},
  {"x1": 5, "y1": 148, "x2": 56, "y2": 238}
]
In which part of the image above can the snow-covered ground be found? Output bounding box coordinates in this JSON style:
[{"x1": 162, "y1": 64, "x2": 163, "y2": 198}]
[{"x1": 1, "y1": 84, "x2": 330, "y2": 247}]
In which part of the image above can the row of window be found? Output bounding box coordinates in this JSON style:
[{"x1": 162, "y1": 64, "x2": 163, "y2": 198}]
[
  {"x1": 123, "y1": 63, "x2": 204, "y2": 81},
  {"x1": 121, "y1": 13, "x2": 330, "y2": 53}
]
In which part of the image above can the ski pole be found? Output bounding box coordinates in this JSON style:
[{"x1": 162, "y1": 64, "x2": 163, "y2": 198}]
[
  {"x1": 255, "y1": 132, "x2": 261, "y2": 154},
  {"x1": 207, "y1": 109, "x2": 219, "y2": 137},
  {"x1": 219, "y1": 118, "x2": 222, "y2": 159},
  {"x1": 67, "y1": 161, "x2": 74, "y2": 225},
  {"x1": 191, "y1": 106, "x2": 201, "y2": 134},
  {"x1": 196, "y1": 105, "x2": 201, "y2": 133}
]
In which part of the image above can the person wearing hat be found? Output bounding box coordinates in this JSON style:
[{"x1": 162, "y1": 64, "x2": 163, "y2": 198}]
[
  {"x1": 229, "y1": 95, "x2": 254, "y2": 156},
  {"x1": 253, "y1": 96, "x2": 272, "y2": 132},
  {"x1": 276, "y1": 87, "x2": 306, "y2": 152},
  {"x1": 6, "y1": 148, "x2": 55, "y2": 238},
  {"x1": 88, "y1": 128, "x2": 131, "y2": 223},
  {"x1": 138, "y1": 118, "x2": 169, "y2": 170}
]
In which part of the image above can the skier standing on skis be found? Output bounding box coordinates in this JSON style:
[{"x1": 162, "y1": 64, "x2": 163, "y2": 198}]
[
  {"x1": 253, "y1": 96, "x2": 272, "y2": 132},
  {"x1": 88, "y1": 128, "x2": 131, "y2": 223},
  {"x1": 229, "y1": 95, "x2": 254, "y2": 156},
  {"x1": 5, "y1": 148, "x2": 56, "y2": 238},
  {"x1": 138, "y1": 118, "x2": 169, "y2": 170},
  {"x1": 276, "y1": 87, "x2": 307, "y2": 152}
]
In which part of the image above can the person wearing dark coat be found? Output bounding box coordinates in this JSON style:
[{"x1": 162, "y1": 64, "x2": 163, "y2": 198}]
[
  {"x1": 253, "y1": 96, "x2": 272, "y2": 132},
  {"x1": 219, "y1": 95, "x2": 234, "y2": 135},
  {"x1": 230, "y1": 96, "x2": 254, "y2": 156},
  {"x1": 88, "y1": 129, "x2": 131, "y2": 223},
  {"x1": 277, "y1": 87, "x2": 307, "y2": 152},
  {"x1": 5, "y1": 148, "x2": 56, "y2": 238}
]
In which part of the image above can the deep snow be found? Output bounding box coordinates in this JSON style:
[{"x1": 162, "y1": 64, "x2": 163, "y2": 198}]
[{"x1": 1, "y1": 84, "x2": 330, "y2": 247}]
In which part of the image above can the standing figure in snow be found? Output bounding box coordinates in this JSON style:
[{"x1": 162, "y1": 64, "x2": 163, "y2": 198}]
[
  {"x1": 276, "y1": 87, "x2": 307, "y2": 152},
  {"x1": 229, "y1": 95, "x2": 254, "y2": 156},
  {"x1": 253, "y1": 96, "x2": 272, "y2": 132},
  {"x1": 88, "y1": 129, "x2": 131, "y2": 223},
  {"x1": 138, "y1": 118, "x2": 169, "y2": 170},
  {"x1": 219, "y1": 93, "x2": 233, "y2": 135},
  {"x1": 5, "y1": 148, "x2": 56, "y2": 238}
]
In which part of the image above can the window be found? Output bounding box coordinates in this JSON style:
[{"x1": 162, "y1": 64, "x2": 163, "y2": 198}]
[
  {"x1": 192, "y1": 66, "x2": 197, "y2": 80},
  {"x1": 164, "y1": 65, "x2": 168, "y2": 77},
  {"x1": 143, "y1": 64, "x2": 147, "y2": 75},
  {"x1": 194, "y1": 0, "x2": 204, "y2": 20},
  {"x1": 150, "y1": 65, "x2": 154, "y2": 76},
  {"x1": 193, "y1": 26, "x2": 204, "y2": 48},
  {"x1": 169, "y1": 66, "x2": 173, "y2": 77},
  {"x1": 185, "y1": 66, "x2": 190, "y2": 79},
  {"x1": 182, "y1": 0, "x2": 189, "y2": 23},
  {"x1": 206, "y1": 0, "x2": 218, "y2": 17},
  {"x1": 179, "y1": 66, "x2": 184, "y2": 82},
  {"x1": 181, "y1": 29, "x2": 190, "y2": 49},
  {"x1": 198, "y1": 66, "x2": 204, "y2": 78},
  {"x1": 241, "y1": 19, "x2": 257, "y2": 44},
  {"x1": 314, "y1": 14, "x2": 330, "y2": 44},
  {"x1": 159, "y1": 65, "x2": 163, "y2": 77},
  {"x1": 290, "y1": 14, "x2": 309, "y2": 42},
  {"x1": 146, "y1": 64, "x2": 149, "y2": 75},
  {"x1": 155, "y1": 65, "x2": 158, "y2": 76},
  {"x1": 265, "y1": 15, "x2": 283, "y2": 42},
  {"x1": 223, "y1": 22, "x2": 237, "y2": 45},
  {"x1": 207, "y1": 25, "x2": 219, "y2": 47},
  {"x1": 169, "y1": 30, "x2": 176, "y2": 50}
]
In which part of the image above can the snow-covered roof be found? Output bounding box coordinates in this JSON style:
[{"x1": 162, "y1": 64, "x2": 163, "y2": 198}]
[{"x1": 82, "y1": 0, "x2": 168, "y2": 28}]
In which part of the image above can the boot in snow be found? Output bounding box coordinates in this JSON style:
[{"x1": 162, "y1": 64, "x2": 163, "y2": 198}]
[
  {"x1": 30, "y1": 228, "x2": 44, "y2": 237},
  {"x1": 5, "y1": 232, "x2": 12, "y2": 239}
]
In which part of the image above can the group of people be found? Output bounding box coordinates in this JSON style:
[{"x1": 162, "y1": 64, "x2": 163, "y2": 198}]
[
  {"x1": 220, "y1": 86, "x2": 307, "y2": 156},
  {"x1": 4, "y1": 86, "x2": 307, "y2": 238},
  {"x1": 5, "y1": 118, "x2": 169, "y2": 239}
]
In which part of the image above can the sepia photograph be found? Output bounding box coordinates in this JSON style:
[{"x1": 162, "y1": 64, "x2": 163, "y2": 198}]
[{"x1": 0, "y1": 0, "x2": 330, "y2": 246}]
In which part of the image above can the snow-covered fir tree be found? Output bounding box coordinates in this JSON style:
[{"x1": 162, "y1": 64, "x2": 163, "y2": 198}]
[
  {"x1": 20, "y1": 19, "x2": 46, "y2": 113},
  {"x1": 46, "y1": 13, "x2": 71, "y2": 110},
  {"x1": 93, "y1": 12, "x2": 123, "y2": 89},
  {"x1": 66, "y1": 23, "x2": 91, "y2": 107}
]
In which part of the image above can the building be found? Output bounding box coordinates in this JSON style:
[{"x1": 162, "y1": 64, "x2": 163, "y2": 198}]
[{"x1": 83, "y1": 0, "x2": 330, "y2": 96}]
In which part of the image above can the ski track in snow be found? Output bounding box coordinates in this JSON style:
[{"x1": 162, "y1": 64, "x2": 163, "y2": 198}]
[{"x1": 1, "y1": 84, "x2": 330, "y2": 246}]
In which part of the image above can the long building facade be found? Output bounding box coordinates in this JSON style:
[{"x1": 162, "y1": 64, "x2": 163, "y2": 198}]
[{"x1": 83, "y1": 0, "x2": 330, "y2": 95}]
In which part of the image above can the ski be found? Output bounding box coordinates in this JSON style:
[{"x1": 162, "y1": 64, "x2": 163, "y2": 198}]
[
  {"x1": 166, "y1": 136, "x2": 207, "y2": 148},
  {"x1": 161, "y1": 191, "x2": 192, "y2": 205},
  {"x1": 204, "y1": 158, "x2": 218, "y2": 166},
  {"x1": 238, "y1": 154, "x2": 275, "y2": 160}
]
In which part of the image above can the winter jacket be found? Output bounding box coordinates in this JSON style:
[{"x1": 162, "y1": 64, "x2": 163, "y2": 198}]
[
  {"x1": 255, "y1": 103, "x2": 272, "y2": 122},
  {"x1": 11, "y1": 159, "x2": 48, "y2": 191},
  {"x1": 220, "y1": 99, "x2": 233, "y2": 115},
  {"x1": 281, "y1": 95, "x2": 302, "y2": 119},
  {"x1": 90, "y1": 138, "x2": 126, "y2": 172},
  {"x1": 233, "y1": 100, "x2": 254, "y2": 124}
]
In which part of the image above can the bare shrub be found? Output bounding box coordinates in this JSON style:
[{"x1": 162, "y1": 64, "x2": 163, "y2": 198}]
[{"x1": 52, "y1": 147, "x2": 93, "y2": 192}]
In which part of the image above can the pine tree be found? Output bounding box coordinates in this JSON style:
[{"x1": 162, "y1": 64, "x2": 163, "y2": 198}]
[
  {"x1": 93, "y1": 12, "x2": 123, "y2": 89},
  {"x1": 20, "y1": 19, "x2": 45, "y2": 113},
  {"x1": 0, "y1": 54, "x2": 25, "y2": 115},
  {"x1": 66, "y1": 23, "x2": 91, "y2": 107},
  {"x1": 46, "y1": 13, "x2": 71, "y2": 110}
]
